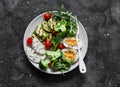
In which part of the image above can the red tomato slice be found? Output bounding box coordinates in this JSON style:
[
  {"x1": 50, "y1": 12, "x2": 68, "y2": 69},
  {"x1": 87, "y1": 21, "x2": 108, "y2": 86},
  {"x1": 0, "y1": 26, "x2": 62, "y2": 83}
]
[
  {"x1": 44, "y1": 39, "x2": 51, "y2": 50},
  {"x1": 52, "y1": 30, "x2": 57, "y2": 36},
  {"x1": 58, "y1": 44, "x2": 65, "y2": 49},
  {"x1": 48, "y1": 62, "x2": 53, "y2": 67}
]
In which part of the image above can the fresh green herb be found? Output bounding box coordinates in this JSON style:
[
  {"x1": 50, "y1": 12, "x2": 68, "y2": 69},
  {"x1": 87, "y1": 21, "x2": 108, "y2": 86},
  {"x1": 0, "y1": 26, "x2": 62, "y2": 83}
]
[
  {"x1": 52, "y1": 5, "x2": 72, "y2": 22},
  {"x1": 51, "y1": 5, "x2": 77, "y2": 37},
  {"x1": 56, "y1": 31, "x2": 68, "y2": 38},
  {"x1": 52, "y1": 59, "x2": 71, "y2": 71},
  {"x1": 68, "y1": 20, "x2": 77, "y2": 36}
]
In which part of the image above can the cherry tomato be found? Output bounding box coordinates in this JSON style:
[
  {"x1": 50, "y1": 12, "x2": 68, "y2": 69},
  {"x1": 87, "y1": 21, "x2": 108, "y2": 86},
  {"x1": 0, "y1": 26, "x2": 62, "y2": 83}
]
[
  {"x1": 52, "y1": 30, "x2": 57, "y2": 36},
  {"x1": 44, "y1": 13, "x2": 51, "y2": 20},
  {"x1": 58, "y1": 44, "x2": 65, "y2": 49},
  {"x1": 48, "y1": 62, "x2": 52, "y2": 67},
  {"x1": 46, "y1": 38, "x2": 50, "y2": 42},
  {"x1": 27, "y1": 37, "x2": 33, "y2": 46},
  {"x1": 44, "y1": 39, "x2": 51, "y2": 50}
]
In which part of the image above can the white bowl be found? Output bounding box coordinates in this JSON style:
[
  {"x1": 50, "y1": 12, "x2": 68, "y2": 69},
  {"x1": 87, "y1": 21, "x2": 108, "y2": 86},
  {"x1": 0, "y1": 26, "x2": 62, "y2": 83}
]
[{"x1": 23, "y1": 12, "x2": 88, "y2": 74}]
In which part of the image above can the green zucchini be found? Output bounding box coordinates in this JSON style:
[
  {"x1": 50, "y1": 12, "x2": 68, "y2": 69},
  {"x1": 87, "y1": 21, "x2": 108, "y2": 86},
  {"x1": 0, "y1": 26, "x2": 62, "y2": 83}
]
[
  {"x1": 42, "y1": 21, "x2": 52, "y2": 32},
  {"x1": 48, "y1": 18, "x2": 56, "y2": 29}
]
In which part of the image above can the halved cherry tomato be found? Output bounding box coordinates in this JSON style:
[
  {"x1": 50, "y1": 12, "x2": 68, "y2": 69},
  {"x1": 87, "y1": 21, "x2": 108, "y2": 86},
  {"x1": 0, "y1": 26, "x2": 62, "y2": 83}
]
[
  {"x1": 44, "y1": 39, "x2": 51, "y2": 50},
  {"x1": 44, "y1": 13, "x2": 51, "y2": 20},
  {"x1": 52, "y1": 30, "x2": 57, "y2": 36},
  {"x1": 48, "y1": 62, "x2": 53, "y2": 67},
  {"x1": 27, "y1": 37, "x2": 33, "y2": 46},
  {"x1": 58, "y1": 43, "x2": 65, "y2": 49}
]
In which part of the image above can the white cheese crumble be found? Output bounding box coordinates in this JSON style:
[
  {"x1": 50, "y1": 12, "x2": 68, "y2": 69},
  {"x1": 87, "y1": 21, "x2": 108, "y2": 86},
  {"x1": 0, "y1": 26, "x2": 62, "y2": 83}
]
[{"x1": 26, "y1": 37, "x2": 46, "y2": 63}]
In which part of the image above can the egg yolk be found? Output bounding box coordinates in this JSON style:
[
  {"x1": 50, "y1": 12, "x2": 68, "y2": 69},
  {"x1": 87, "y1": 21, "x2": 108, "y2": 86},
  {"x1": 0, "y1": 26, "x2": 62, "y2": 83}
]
[
  {"x1": 64, "y1": 49, "x2": 76, "y2": 61},
  {"x1": 65, "y1": 38, "x2": 77, "y2": 46}
]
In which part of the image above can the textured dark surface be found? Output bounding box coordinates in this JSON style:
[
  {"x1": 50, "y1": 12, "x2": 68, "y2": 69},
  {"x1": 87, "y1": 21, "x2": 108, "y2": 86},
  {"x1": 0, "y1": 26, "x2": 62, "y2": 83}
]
[{"x1": 0, "y1": 0, "x2": 120, "y2": 87}]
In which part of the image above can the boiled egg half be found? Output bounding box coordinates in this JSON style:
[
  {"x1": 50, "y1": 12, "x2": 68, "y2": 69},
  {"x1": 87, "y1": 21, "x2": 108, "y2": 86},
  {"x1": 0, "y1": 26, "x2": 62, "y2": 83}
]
[
  {"x1": 62, "y1": 49, "x2": 78, "y2": 63},
  {"x1": 63, "y1": 37, "x2": 77, "y2": 49}
]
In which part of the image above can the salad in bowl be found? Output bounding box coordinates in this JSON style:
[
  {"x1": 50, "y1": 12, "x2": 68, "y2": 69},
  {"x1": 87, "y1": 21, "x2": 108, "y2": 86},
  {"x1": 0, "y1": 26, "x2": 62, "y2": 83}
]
[{"x1": 23, "y1": 7, "x2": 88, "y2": 74}]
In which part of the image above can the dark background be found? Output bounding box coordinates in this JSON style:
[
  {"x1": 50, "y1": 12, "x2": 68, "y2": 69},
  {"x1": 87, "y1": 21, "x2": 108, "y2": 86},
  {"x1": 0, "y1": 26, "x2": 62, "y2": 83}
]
[{"x1": 0, "y1": 0, "x2": 120, "y2": 87}]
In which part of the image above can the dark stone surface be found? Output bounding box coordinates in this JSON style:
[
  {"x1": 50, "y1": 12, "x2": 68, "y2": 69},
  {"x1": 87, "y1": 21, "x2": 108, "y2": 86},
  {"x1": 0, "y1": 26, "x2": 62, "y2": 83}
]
[{"x1": 0, "y1": 0, "x2": 120, "y2": 87}]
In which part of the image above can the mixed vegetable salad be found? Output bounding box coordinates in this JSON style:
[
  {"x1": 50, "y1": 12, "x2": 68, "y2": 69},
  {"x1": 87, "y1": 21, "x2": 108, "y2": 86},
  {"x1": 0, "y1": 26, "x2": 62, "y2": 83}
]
[{"x1": 26, "y1": 7, "x2": 79, "y2": 73}]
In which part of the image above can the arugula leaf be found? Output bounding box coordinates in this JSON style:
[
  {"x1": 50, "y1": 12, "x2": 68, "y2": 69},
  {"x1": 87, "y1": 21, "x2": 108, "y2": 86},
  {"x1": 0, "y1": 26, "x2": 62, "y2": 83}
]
[
  {"x1": 52, "y1": 5, "x2": 72, "y2": 22},
  {"x1": 51, "y1": 5, "x2": 77, "y2": 37},
  {"x1": 68, "y1": 21, "x2": 77, "y2": 36},
  {"x1": 58, "y1": 4, "x2": 64, "y2": 15},
  {"x1": 51, "y1": 58, "x2": 71, "y2": 71},
  {"x1": 56, "y1": 31, "x2": 68, "y2": 38}
]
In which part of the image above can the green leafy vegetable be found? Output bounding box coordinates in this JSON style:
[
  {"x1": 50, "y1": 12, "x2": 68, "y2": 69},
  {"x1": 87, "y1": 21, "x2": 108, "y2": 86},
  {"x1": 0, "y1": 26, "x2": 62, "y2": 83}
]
[
  {"x1": 51, "y1": 5, "x2": 72, "y2": 22},
  {"x1": 52, "y1": 59, "x2": 71, "y2": 71},
  {"x1": 68, "y1": 21, "x2": 77, "y2": 36},
  {"x1": 51, "y1": 5, "x2": 77, "y2": 37},
  {"x1": 56, "y1": 31, "x2": 68, "y2": 38},
  {"x1": 45, "y1": 49, "x2": 71, "y2": 72},
  {"x1": 50, "y1": 51, "x2": 71, "y2": 72},
  {"x1": 51, "y1": 36, "x2": 62, "y2": 50}
]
